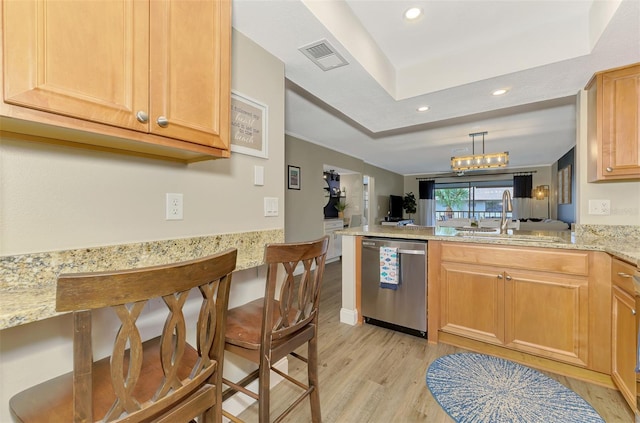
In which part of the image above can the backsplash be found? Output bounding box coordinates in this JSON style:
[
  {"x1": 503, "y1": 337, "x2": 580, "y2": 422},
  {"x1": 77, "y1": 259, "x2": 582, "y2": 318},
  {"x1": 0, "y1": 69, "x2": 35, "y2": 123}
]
[{"x1": 575, "y1": 224, "x2": 640, "y2": 241}]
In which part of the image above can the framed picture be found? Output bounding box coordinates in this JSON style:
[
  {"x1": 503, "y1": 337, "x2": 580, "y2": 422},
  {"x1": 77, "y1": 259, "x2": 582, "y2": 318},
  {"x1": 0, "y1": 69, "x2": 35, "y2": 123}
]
[
  {"x1": 288, "y1": 165, "x2": 301, "y2": 190},
  {"x1": 558, "y1": 165, "x2": 572, "y2": 204},
  {"x1": 230, "y1": 91, "x2": 268, "y2": 158}
]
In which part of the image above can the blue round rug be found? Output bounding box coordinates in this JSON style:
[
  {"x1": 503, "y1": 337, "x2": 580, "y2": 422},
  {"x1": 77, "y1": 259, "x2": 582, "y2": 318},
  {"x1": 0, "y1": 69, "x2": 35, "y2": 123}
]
[{"x1": 426, "y1": 353, "x2": 604, "y2": 423}]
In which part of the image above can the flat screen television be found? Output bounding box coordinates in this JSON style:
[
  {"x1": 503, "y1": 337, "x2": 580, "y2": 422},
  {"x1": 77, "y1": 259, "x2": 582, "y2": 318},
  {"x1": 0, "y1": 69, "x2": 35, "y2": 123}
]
[{"x1": 389, "y1": 195, "x2": 404, "y2": 219}]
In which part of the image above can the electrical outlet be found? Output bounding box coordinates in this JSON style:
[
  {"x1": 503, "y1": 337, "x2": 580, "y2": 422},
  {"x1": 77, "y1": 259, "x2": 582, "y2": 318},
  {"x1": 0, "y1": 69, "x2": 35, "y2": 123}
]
[
  {"x1": 588, "y1": 199, "x2": 610, "y2": 216},
  {"x1": 166, "y1": 193, "x2": 183, "y2": 220}
]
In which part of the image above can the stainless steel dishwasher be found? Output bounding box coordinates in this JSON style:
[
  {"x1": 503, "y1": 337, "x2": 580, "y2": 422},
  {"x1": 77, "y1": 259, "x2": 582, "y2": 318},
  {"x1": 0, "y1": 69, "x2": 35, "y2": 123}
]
[{"x1": 361, "y1": 237, "x2": 427, "y2": 337}]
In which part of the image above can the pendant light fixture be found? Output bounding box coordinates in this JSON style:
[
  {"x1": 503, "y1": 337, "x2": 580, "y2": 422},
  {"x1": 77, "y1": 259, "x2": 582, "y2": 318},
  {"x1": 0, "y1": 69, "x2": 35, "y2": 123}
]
[{"x1": 451, "y1": 131, "x2": 509, "y2": 171}]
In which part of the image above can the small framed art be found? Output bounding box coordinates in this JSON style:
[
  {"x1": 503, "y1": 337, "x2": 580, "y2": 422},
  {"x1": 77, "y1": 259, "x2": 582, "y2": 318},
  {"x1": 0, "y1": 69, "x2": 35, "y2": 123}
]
[{"x1": 288, "y1": 165, "x2": 301, "y2": 190}]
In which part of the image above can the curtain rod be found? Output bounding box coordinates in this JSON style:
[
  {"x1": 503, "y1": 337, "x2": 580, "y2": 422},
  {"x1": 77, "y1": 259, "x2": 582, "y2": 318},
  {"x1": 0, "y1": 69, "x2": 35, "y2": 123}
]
[{"x1": 416, "y1": 170, "x2": 536, "y2": 180}]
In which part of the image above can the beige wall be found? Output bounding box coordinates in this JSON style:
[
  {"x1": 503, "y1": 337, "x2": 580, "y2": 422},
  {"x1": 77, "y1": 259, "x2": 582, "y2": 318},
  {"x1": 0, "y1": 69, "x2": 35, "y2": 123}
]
[
  {"x1": 0, "y1": 30, "x2": 284, "y2": 422},
  {"x1": 575, "y1": 90, "x2": 640, "y2": 225},
  {"x1": 363, "y1": 162, "x2": 405, "y2": 222},
  {"x1": 284, "y1": 135, "x2": 404, "y2": 242}
]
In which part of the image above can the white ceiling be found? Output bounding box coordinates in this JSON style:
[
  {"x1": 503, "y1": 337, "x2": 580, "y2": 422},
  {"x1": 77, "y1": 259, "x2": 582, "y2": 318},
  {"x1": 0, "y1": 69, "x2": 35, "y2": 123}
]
[{"x1": 232, "y1": 0, "x2": 640, "y2": 176}]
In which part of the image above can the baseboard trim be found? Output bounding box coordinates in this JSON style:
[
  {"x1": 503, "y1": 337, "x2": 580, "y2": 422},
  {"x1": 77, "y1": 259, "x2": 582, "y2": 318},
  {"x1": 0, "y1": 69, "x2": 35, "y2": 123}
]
[{"x1": 340, "y1": 308, "x2": 358, "y2": 326}]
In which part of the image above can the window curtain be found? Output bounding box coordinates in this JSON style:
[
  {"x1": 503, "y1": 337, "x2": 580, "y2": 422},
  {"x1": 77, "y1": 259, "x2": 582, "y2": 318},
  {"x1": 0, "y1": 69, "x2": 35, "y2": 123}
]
[
  {"x1": 418, "y1": 180, "x2": 436, "y2": 226},
  {"x1": 512, "y1": 174, "x2": 532, "y2": 219}
]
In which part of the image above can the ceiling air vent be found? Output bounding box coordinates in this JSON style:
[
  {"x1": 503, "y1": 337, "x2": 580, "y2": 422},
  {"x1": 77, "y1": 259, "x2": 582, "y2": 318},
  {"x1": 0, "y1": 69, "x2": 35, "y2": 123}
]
[{"x1": 299, "y1": 39, "x2": 349, "y2": 71}]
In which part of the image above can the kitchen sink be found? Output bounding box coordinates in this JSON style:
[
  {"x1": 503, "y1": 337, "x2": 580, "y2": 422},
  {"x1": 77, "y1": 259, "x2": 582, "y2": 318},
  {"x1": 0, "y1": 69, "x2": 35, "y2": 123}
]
[{"x1": 453, "y1": 227, "x2": 498, "y2": 233}]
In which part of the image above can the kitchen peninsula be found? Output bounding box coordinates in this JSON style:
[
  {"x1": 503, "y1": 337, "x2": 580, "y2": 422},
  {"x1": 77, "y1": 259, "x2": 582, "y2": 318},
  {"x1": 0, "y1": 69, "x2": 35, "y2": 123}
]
[{"x1": 338, "y1": 223, "x2": 640, "y2": 393}]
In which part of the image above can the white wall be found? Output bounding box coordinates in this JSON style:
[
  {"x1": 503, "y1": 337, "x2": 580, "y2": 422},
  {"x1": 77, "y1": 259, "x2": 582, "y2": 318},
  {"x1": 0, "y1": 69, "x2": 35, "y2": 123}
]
[
  {"x1": 575, "y1": 90, "x2": 640, "y2": 224},
  {"x1": 0, "y1": 30, "x2": 284, "y2": 422}
]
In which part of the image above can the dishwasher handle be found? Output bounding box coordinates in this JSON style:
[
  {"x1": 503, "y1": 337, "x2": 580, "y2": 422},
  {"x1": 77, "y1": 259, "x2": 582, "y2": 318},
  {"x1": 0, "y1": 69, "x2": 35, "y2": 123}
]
[
  {"x1": 398, "y1": 249, "x2": 425, "y2": 255},
  {"x1": 361, "y1": 242, "x2": 426, "y2": 256}
]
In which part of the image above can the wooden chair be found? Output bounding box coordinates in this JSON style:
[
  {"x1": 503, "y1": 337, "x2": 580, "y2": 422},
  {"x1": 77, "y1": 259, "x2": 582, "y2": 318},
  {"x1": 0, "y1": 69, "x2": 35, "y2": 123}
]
[
  {"x1": 9, "y1": 249, "x2": 237, "y2": 423},
  {"x1": 222, "y1": 236, "x2": 329, "y2": 423}
]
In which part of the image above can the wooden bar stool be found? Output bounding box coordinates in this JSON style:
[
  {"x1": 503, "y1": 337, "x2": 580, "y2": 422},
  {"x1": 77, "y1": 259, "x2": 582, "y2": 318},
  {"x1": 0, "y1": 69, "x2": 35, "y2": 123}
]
[
  {"x1": 222, "y1": 236, "x2": 329, "y2": 423},
  {"x1": 10, "y1": 249, "x2": 237, "y2": 423}
]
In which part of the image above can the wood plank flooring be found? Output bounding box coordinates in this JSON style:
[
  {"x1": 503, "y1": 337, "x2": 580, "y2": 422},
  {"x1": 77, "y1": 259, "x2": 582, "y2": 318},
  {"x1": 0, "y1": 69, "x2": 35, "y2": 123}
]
[{"x1": 235, "y1": 260, "x2": 634, "y2": 422}]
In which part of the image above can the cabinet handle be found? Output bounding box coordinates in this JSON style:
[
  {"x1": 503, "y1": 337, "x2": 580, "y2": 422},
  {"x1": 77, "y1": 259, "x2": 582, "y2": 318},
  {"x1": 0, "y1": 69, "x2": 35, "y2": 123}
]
[
  {"x1": 505, "y1": 275, "x2": 512, "y2": 281},
  {"x1": 136, "y1": 111, "x2": 149, "y2": 123},
  {"x1": 633, "y1": 309, "x2": 637, "y2": 316},
  {"x1": 606, "y1": 167, "x2": 613, "y2": 172},
  {"x1": 617, "y1": 272, "x2": 631, "y2": 278},
  {"x1": 157, "y1": 116, "x2": 169, "y2": 128},
  {"x1": 497, "y1": 274, "x2": 503, "y2": 279}
]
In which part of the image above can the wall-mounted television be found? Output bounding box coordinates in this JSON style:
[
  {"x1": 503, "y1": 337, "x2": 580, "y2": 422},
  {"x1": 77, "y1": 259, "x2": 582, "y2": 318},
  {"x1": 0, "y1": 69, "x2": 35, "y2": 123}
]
[{"x1": 389, "y1": 195, "x2": 403, "y2": 219}]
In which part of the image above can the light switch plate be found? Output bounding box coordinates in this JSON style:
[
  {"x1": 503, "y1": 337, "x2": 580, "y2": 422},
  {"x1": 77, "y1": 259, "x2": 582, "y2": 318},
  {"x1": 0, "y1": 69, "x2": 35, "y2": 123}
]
[
  {"x1": 254, "y1": 166, "x2": 264, "y2": 186},
  {"x1": 264, "y1": 197, "x2": 278, "y2": 217}
]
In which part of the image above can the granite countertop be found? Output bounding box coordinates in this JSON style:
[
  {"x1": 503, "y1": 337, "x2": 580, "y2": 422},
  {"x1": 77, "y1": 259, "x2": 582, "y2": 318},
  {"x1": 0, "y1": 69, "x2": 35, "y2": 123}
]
[
  {"x1": 338, "y1": 224, "x2": 640, "y2": 266},
  {"x1": 3, "y1": 224, "x2": 639, "y2": 331},
  {"x1": 0, "y1": 229, "x2": 284, "y2": 330}
]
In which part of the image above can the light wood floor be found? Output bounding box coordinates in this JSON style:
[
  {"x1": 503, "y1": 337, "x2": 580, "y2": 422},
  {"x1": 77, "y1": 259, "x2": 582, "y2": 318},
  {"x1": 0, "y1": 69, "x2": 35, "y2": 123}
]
[{"x1": 237, "y1": 260, "x2": 634, "y2": 422}]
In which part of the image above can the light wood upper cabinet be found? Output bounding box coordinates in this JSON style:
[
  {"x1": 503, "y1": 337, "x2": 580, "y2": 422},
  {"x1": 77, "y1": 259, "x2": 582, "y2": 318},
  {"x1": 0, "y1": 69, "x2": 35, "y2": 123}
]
[
  {"x1": 586, "y1": 63, "x2": 640, "y2": 181},
  {"x1": 1, "y1": 0, "x2": 231, "y2": 162},
  {"x1": 149, "y1": 0, "x2": 230, "y2": 149},
  {"x1": 3, "y1": 0, "x2": 149, "y2": 131}
]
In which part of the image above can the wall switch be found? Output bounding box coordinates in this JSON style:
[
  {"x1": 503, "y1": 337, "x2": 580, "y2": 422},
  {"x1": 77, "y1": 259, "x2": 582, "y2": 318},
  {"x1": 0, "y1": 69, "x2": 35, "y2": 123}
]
[
  {"x1": 264, "y1": 197, "x2": 278, "y2": 217},
  {"x1": 254, "y1": 165, "x2": 264, "y2": 186},
  {"x1": 166, "y1": 193, "x2": 183, "y2": 220},
  {"x1": 588, "y1": 199, "x2": 610, "y2": 215}
]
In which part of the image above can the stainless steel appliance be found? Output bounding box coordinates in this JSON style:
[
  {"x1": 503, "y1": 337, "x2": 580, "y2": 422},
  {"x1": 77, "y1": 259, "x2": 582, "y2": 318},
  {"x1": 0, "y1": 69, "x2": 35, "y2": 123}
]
[{"x1": 361, "y1": 237, "x2": 427, "y2": 337}]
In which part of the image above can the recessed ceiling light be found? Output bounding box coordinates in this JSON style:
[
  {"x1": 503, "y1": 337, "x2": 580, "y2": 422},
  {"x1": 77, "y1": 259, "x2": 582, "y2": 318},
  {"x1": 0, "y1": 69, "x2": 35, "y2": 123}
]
[
  {"x1": 417, "y1": 105, "x2": 430, "y2": 112},
  {"x1": 492, "y1": 89, "x2": 508, "y2": 96},
  {"x1": 404, "y1": 7, "x2": 422, "y2": 20}
]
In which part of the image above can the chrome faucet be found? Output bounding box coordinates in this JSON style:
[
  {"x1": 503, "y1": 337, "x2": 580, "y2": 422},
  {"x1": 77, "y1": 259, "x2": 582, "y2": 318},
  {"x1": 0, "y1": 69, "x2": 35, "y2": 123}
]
[{"x1": 500, "y1": 190, "x2": 513, "y2": 234}]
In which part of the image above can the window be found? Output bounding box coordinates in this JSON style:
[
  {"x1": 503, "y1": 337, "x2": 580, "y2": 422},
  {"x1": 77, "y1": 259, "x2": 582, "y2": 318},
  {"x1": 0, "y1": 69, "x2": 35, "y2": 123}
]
[{"x1": 435, "y1": 180, "x2": 513, "y2": 221}]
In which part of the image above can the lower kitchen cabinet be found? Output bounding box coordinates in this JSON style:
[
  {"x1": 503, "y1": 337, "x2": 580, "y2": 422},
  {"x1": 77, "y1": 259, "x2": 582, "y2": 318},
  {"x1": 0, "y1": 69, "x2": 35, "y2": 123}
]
[
  {"x1": 611, "y1": 258, "x2": 640, "y2": 415},
  {"x1": 503, "y1": 269, "x2": 588, "y2": 366},
  {"x1": 440, "y1": 262, "x2": 504, "y2": 345},
  {"x1": 436, "y1": 242, "x2": 609, "y2": 371}
]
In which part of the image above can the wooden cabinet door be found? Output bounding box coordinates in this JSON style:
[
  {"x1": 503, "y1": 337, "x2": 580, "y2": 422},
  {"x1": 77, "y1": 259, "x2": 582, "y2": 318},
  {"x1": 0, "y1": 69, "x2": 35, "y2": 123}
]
[
  {"x1": 2, "y1": 0, "x2": 149, "y2": 131},
  {"x1": 601, "y1": 64, "x2": 640, "y2": 180},
  {"x1": 440, "y1": 262, "x2": 504, "y2": 345},
  {"x1": 504, "y1": 270, "x2": 589, "y2": 366},
  {"x1": 612, "y1": 285, "x2": 638, "y2": 413},
  {"x1": 149, "y1": 0, "x2": 230, "y2": 149},
  {"x1": 588, "y1": 63, "x2": 640, "y2": 181}
]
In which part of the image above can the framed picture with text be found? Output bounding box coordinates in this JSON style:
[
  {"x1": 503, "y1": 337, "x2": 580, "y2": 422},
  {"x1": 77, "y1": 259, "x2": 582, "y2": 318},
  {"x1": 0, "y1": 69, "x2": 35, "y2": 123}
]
[
  {"x1": 230, "y1": 91, "x2": 268, "y2": 158},
  {"x1": 288, "y1": 165, "x2": 301, "y2": 190}
]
